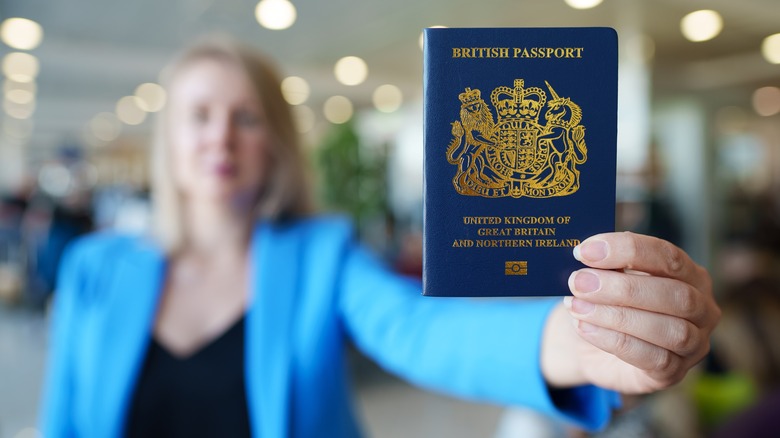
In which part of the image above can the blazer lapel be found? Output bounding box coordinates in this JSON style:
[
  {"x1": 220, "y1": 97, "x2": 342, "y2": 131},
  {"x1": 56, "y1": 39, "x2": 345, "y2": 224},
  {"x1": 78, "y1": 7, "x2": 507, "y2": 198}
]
[
  {"x1": 98, "y1": 238, "x2": 165, "y2": 437},
  {"x1": 246, "y1": 221, "x2": 300, "y2": 437}
]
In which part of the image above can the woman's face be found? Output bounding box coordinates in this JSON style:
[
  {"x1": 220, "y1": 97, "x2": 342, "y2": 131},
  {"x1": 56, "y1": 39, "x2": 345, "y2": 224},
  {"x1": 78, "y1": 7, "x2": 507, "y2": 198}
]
[{"x1": 167, "y1": 58, "x2": 270, "y2": 207}]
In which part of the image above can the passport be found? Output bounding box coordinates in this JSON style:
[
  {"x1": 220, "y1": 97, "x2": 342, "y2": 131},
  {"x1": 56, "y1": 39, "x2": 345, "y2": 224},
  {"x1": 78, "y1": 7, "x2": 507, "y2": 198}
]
[{"x1": 422, "y1": 27, "x2": 617, "y2": 297}]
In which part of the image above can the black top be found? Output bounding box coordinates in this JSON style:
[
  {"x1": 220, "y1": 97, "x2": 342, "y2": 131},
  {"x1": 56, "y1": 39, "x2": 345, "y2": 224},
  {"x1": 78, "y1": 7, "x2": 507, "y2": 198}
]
[{"x1": 125, "y1": 315, "x2": 252, "y2": 438}]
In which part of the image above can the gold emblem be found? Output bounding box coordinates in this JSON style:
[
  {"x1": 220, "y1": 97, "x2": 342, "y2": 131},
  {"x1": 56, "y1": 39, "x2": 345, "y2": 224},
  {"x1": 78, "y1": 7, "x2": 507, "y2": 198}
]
[{"x1": 446, "y1": 79, "x2": 587, "y2": 198}]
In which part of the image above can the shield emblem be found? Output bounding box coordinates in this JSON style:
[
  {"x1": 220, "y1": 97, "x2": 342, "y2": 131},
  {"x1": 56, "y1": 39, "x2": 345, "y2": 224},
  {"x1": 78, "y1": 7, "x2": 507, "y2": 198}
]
[
  {"x1": 494, "y1": 129, "x2": 518, "y2": 172},
  {"x1": 515, "y1": 128, "x2": 537, "y2": 171}
]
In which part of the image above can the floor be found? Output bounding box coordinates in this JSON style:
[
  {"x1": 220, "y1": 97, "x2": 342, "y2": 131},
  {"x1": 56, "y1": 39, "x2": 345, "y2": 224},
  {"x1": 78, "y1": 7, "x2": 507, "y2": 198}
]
[
  {"x1": 0, "y1": 304, "x2": 515, "y2": 438},
  {"x1": 0, "y1": 306, "x2": 47, "y2": 438}
]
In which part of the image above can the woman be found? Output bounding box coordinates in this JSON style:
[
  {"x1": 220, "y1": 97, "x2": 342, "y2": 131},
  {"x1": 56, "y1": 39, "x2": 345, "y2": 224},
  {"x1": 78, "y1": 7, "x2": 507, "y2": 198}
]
[{"x1": 40, "y1": 36, "x2": 720, "y2": 437}]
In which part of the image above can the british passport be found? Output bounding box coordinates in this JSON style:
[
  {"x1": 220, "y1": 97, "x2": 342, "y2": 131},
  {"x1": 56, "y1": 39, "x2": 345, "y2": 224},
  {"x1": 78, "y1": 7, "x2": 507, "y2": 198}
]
[{"x1": 422, "y1": 28, "x2": 617, "y2": 297}]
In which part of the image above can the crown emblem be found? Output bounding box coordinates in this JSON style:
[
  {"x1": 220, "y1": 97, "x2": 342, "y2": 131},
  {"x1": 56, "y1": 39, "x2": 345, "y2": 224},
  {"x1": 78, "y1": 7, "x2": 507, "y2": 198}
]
[
  {"x1": 458, "y1": 87, "x2": 482, "y2": 106},
  {"x1": 490, "y1": 79, "x2": 547, "y2": 125},
  {"x1": 446, "y1": 78, "x2": 588, "y2": 199}
]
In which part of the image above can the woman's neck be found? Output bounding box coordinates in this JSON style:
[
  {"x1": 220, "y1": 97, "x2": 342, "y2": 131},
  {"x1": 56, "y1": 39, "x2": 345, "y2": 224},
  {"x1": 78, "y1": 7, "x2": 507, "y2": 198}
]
[{"x1": 181, "y1": 200, "x2": 254, "y2": 259}]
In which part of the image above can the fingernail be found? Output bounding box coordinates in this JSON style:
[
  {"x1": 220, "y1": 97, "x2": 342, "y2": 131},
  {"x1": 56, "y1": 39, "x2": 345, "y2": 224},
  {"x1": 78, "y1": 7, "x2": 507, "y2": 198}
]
[
  {"x1": 578, "y1": 321, "x2": 597, "y2": 333},
  {"x1": 576, "y1": 240, "x2": 608, "y2": 262},
  {"x1": 571, "y1": 297, "x2": 595, "y2": 315},
  {"x1": 573, "y1": 271, "x2": 600, "y2": 293},
  {"x1": 563, "y1": 296, "x2": 573, "y2": 309}
]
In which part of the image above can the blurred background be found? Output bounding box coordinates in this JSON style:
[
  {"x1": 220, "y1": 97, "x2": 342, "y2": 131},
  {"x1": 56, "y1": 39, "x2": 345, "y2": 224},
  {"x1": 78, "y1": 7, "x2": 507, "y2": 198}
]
[{"x1": 1, "y1": 0, "x2": 779, "y2": 436}]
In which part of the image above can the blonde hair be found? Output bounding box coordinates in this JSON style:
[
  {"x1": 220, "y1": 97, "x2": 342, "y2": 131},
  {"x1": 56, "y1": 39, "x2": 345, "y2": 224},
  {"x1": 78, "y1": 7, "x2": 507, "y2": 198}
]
[{"x1": 151, "y1": 35, "x2": 314, "y2": 253}]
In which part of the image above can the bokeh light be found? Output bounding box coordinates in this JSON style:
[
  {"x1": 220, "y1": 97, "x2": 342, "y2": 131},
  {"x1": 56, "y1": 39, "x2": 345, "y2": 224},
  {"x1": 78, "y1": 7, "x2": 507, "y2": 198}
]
[
  {"x1": 323, "y1": 95, "x2": 353, "y2": 124},
  {"x1": 372, "y1": 84, "x2": 403, "y2": 113},
  {"x1": 3, "y1": 78, "x2": 35, "y2": 95},
  {"x1": 0, "y1": 18, "x2": 43, "y2": 50},
  {"x1": 564, "y1": 0, "x2": 603, "y2": 10},
  {"x1": 761, "y1": 33, "x2": 780, "y2": 64},
  {"x1": 115, "y1": 96, "x2": 147, "y2": 125},
  {"x1": 2, "y1": 52, "x2": 39, "y2": 82},
  {"x1": 281, "y1": 76, "x2": 310, "y2": 105},
  {"x1": 5, "y1": 88, "x2": 34, "y2": 104},
  {"x1": 680, "y1": 10, "x2": 723, "y2": 42},
  {"x1": 334, "y1": 56, "x2": 368, "y2": 86},
  {"x1": 134, "y1": 82, "x2": 166, "y2": 112},
  {"x1": 752, "y1": 86, "x2": 780, "y2": 116},
  {"x1": 3, "y1": 98, "x2": 34, "y2": 119},
  {"x1": 255, "y1": 0, "x2": 297, "y2": 30}
]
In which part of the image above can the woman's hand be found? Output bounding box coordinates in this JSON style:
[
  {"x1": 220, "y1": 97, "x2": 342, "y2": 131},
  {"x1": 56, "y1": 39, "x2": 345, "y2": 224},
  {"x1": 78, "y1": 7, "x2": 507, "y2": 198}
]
[{"x1": 541, "y1": 232, "x2": 721, "y2": 394}]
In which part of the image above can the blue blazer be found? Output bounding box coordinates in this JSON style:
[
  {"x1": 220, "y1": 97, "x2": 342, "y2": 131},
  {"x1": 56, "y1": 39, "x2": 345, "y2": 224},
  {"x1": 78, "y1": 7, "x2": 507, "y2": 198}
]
[{"x1": 40, "y1": 216, "x2": 618, "y2": 437}]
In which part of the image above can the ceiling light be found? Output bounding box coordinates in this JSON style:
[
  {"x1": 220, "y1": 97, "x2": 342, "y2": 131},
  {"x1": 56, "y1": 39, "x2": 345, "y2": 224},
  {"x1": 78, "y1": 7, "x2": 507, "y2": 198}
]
[
  {"x1": 281, "y1": 76, "x2": 310, "y2": 105},
  {"x1": 3, "y1": 78, "x2": 35, "y2": 95},
  {"x1": 680, "y1": 10, "x2": 723, "y2": 42},
  {"x1": 564, "y1": 0, "x2": 603, "y2": 9},
  {"x1": 752, "y1": 86, "x2": 780, "y2": 117},
  {"x1": 116, "y1": 96, "x2": 147, "y2": 125},
  {"x1": 255, "y1": 0, "x2": 297, "y2": 30},
  {"x1": 5, "y1": 88, "x2": 34, "y2": 104},
  {"x1": 2, "y1": 52, "x2": 39, "y2": 82},
  {"x1": 761, "y1": 33, "x2": 780, "y2": 64},
  {"x1": 3, "y1": 99, "x2": 34, "y2": 119},
  {"x1": 372, "y1": 84, "x2": 403, "y2": 113},
  {"x1": 134, "y1": 82, "x2": 166, "y2": 112},
  {"x1": 334, "y1": 56, "x2": 367, "y2": 86},
  {"x1": 0, "y1": 18, "x2": 43, "y2": 50},
  {"x1": 323, "y1": 95, "x2": 353, "y2": 124}
]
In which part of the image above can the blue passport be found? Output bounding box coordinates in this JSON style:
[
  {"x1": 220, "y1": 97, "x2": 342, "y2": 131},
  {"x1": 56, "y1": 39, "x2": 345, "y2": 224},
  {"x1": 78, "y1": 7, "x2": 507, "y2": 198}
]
[{"x1": 423, "y1": 27, "x2": 617, "y2": 297}]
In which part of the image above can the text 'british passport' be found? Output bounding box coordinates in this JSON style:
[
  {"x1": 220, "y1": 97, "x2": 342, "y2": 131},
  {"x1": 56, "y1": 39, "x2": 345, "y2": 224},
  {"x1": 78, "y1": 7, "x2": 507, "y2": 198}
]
[{"x1": 423, "y1": 27, "x2": 617, "y2": 297}]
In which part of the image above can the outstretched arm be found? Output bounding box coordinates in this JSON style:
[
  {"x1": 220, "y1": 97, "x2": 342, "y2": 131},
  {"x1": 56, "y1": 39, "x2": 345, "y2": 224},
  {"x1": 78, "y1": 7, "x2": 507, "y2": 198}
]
[
  {"x1": 338, "y1": 239, "x2": 618, "y2": 431},
  {"x1": 542, "y1": 232, "x2": 720, "y2": 393}
]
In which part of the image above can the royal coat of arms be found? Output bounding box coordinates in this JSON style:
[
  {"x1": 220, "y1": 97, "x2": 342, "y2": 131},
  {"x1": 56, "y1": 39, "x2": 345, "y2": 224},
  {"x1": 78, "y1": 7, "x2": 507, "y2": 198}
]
[{"x1": 446, "y1": 79, "x2": 587, "y2": 198}]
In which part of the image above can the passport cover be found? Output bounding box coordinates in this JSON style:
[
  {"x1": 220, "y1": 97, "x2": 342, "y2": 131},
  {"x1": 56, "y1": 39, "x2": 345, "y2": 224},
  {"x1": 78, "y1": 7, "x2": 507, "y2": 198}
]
[{"x1": 423, "y1": 27, "x2": 617, "y2": 297}]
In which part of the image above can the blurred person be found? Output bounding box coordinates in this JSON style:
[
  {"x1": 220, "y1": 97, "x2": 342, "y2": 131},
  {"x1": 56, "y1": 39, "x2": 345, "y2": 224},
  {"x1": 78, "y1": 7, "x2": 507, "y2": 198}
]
[
  {"x1": 12, "y1": 157, "x2": 94, "y2": 306},
  {"x1": 37, "y1": 194, "x2": 93, "y2": 296},
  {"x1": 39, "y1": 36, "x2": 720, "y2": 438},
  {"x1": 0, "y1": 192, "x2": 28, "y2": 304}
]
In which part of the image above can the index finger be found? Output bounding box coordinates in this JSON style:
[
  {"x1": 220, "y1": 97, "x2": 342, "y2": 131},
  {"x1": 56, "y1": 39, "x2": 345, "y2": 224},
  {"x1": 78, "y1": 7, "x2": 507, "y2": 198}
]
[{"x1": 574, "y1": 232, "x2": 710, "y2": 291}]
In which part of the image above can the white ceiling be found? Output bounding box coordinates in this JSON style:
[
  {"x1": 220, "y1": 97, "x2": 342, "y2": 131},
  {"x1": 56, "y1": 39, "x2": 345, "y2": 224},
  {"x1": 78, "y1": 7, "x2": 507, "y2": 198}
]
[{"x1": 1, "y1": 0, "x2": 779, "y2": 151}]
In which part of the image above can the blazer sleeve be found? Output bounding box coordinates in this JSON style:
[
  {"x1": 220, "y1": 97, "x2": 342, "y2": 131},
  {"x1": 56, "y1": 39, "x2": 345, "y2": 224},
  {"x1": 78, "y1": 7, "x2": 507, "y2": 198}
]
[
  {"x1": 337, "y1": 239, "x2": 620, "y2": 431},
  {"x1": 39, "y1": 240, "x2": 85, "y2": 438}
]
